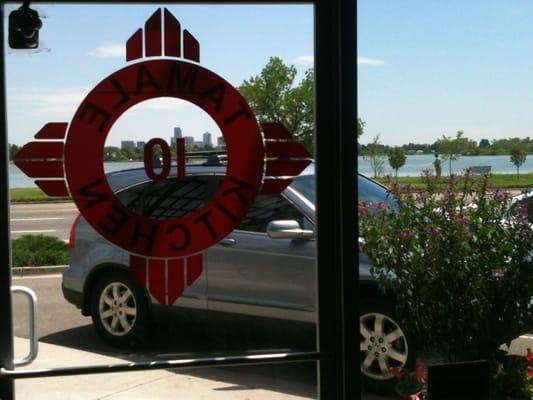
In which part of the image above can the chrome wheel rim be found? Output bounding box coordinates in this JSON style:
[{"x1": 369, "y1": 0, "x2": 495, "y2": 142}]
[
  {"x1": 360, "y1": 312, "x2": 408, "y2": 380},
  {"x1": 99, "y1": 282, "x2": 137, "y2": 336}
]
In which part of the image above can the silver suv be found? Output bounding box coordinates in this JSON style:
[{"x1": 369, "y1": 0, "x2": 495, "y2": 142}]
[{"x1": 62, "y1": 164, "x2": 412, "y2": 389}]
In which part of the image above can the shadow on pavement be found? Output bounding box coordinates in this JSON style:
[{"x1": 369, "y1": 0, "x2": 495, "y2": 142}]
[
  {"x1": 39, "y1": 317, "x2": 396, "y2": 399},
  {"x1": 39, "y1": 319, "x2": 319, "y2": 399}
]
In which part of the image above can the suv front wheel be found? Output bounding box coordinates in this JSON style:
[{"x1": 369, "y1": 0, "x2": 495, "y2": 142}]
[
  {"x1": 360, "y1": 298, "x2": 414, "y2": 393},
  {"x1": 90, "y1": 270, "x2": 152, "y2": 347}
]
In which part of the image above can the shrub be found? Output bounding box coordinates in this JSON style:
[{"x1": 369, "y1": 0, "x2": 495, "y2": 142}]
[
  {"x1": 359, "y1": 171, "x2": 533, "y2": 396},
  {"x1": 12, "y1": 234, "x2": 69, "y2": 267}
]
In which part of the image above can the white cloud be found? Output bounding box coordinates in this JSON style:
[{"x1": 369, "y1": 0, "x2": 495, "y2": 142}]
[
  {"x1": 358, "y1": 56, "x2": 385, "y2": 66},
  {"x1": 8, "y1": 87, "x2": 90, "y2": 117},
  {"x1": 89, "y1": 43, "x2": 125, "y2": 58},
  {"x1": 293, "y1": 55, "x2": 314, "y2": 65},
  {"x1": 139, "y1": 98, "x2": 190, "y2": 111}
]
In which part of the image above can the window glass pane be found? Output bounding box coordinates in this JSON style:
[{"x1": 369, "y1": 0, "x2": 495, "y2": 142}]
[
  {"x1": 357, "y1": 175, "x2": 397, "y2": 209},
  {"x1": 140, "y1": 176, "x2": 214, "y2": 219},
  {"x1": 290, "y1": 175, "x2": 315, "y2": 203},
  {"x1": 7, "y1": 3, "x2": 319, "y2": 399},
  {"x1": 359, "y1": 2, "x2": 533, "y2": 398},
  {"x1": 237, "y1": 195, "x2": 305, "y2": 232}
]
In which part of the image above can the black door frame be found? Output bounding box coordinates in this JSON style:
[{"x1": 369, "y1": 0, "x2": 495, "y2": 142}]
[{"x1": 0, "y1": 2, "x2": 357, "y2": 399}]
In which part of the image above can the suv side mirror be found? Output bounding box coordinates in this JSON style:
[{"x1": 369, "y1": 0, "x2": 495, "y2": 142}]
[{"x1": 266, "y1": 220, "x2": 314, "y2": 239}]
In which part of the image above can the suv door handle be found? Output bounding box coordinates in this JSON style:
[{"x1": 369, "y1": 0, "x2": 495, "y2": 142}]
[{"x1": 220, "y1": 238, "x2": 236, "y2": 246}]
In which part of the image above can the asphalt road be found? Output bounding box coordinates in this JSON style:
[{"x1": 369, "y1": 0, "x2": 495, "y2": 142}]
[
  {"x1": 10, "y1": 202, "x2": 78, "y2": 241},
  {"x1": 11, "y1": 274, "x2": 393, "y2": 400}
]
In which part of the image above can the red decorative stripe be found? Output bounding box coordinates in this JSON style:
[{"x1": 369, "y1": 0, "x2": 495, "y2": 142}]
[
  {"x1": 261, "y1": 122, "x2": 293, "y2": 140},
  {"x1": 35, "y1": 180, "x2": 69, "y2": 197},
  {"x1": 148, "y1": 258, "x2": 165, "y2": 305},
  {"x1": 145, "y1": 9, "x2": 162, "y2": 57},
  {"x1": 126, "y1": 28, "x2": 143, "y2": 61},
  {"x1": 34, "y1": 122, "x2": 68, "y2": 139},
  {"x1": 183, "y1": 30, "x2": 200, "y2": 62},
  {"x1": 265, "y1": 159, "x2": 312, "y2": 177},
  {"x1": 186, "y1": 253, "x2": 203, "y2": 286},
  {"x1": 265, "y1": 142, "x2": 312, "y2": 159},
  {"x1": 130, "y1": 253, "x2": 204, "y2": 305},
  {"x1": 130, "y1": 255, "x2": 147, "y2": 287},
  {"x1": 164, "y1": 8, "x2": 181, "y2": 57},
  {"x1": 13, "y1": 160, "x2": 63, "y2": 178},
  {"x1": 260, "y1": 179, "x2": 292, "y2": 195},
  {"x1": 167, "y1": 258, "x2": 185, "y2": 305},
  {"x1": 14, "y1": 142, "x2": 63, "y2": 159}
]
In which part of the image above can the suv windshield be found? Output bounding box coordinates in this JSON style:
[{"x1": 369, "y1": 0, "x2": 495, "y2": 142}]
[{"x1": 291, "y1": 174, "x2": 397, "y2": 210}]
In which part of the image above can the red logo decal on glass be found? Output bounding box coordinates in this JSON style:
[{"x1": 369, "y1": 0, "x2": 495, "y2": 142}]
[{"x1": 14, "y1": 9, "x2": 311, "y2": 304}]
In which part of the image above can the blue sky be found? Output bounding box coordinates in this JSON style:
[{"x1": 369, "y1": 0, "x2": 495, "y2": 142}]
[
  {"x1": 4, "y1": 4, "x2": 313, "y2": 147},
  {"x1": 359, "y1": 0, "x2": 533, "y2": 146},
  {"x1": 6, "y1": 2, "x2": 533, "y2": 149}
]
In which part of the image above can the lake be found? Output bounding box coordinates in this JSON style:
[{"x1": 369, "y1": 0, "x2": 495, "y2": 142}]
[
  {"x1": 9, "y1": 161, "x2": 145, "y2": 188},
  {"x1": 8, "y1": 155, "x2": 533, "y2": 188},
  {"x1": 358, "y1": 154, "x2": 533, "y2": 177}
]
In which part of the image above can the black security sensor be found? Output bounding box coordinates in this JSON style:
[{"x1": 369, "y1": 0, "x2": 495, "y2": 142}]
[{"x1": 9, "y1": 1, "x2": 42, "y2": 49}]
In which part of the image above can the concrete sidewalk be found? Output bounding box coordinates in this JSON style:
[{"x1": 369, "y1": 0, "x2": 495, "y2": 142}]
[
  {"x1": 13, "y1": 338, "x2": 393, "y2": 400},
  {"x1": 11, "y1": 334, "x2": 533, "y2": 400},
  {"x1": 14, "y1": 337, "x2": 312, "y2": 400}
]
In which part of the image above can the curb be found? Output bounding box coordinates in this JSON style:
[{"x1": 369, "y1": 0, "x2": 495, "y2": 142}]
[
  {"x1": 10, "y1": 200, "x2": 73, "y2": 205},
  {"x1": 12, "y1": 265, "x2": 68, "y2": 277}
]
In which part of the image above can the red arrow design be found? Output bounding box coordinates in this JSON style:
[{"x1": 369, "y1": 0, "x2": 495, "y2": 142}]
[
  {"x1": 13, "y1": 122, "x2": 69, "y2": 196},
  {"x1": 126, "y1": 8, "x2": 200, "y2": 63},
  {"x1": 260, "y1": 122, "x2": 313, "y2": 195}
]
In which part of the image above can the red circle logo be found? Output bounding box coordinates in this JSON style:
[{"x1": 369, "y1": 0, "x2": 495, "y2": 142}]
[{"x1": 64, "y1": 59, "x2": 264, "y2": 258}]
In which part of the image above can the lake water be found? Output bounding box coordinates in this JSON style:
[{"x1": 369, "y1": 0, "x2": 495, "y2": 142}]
[
  {"x1": 9, "y1": 161, "x2": 145, "y2": 188},
  {"x1": 8, "y1": 155, "x2": 533, "y2": 188},
  {"x1": 358, "y1": 154, "x2": 533, "y2": 177}
]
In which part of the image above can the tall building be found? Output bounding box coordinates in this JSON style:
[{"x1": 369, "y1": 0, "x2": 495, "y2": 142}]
[
  {"x1": 217, "y1": 136, "x2": 225, "y2": 148},
  {"x1": 171, "y1": 127, "x2": 182, "y2": 145},
  {"x1": 121, "y1": 140, "x2": 135, "y2": 150},
  {"x1": 203, "y1": 132, "x2": 213, "y2": 147},
  {"x1": 136, "y1": 141, "x2": 145, "y2": 150},
  {"x1": 183, "y1": 136, "x2": 194, "y2": 147}
]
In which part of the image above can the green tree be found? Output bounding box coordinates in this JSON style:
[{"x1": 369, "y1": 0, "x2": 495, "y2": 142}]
[
  {"x1": 388, "y1": 147, "x2": 406, "y2": 181},
  {"x1": 239, "y1": 57, "x2": 314, "y2": 152},
  {"x1": 357, "y1": 118, "x2": 365, "y2": 139},
  {"x1": 479, "y1": 138, "x2": 490, "y2": 148},
  {"x1": 366, "y1": 134, "x2": 386, "y2": 178},
  {"x1": 440, "y1": 131, "x2": 467, "y2": 175},
  {"x1": 510, "y1": 146, "x2": 527, "y2": 178}
]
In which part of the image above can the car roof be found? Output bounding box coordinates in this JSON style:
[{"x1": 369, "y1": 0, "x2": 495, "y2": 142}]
[
  {"x1": 106, "y1": 165, "x2": 226, "y2": 192},
  {"x1": 107, "y1": 163, "x2": 317, "y2": 192}
]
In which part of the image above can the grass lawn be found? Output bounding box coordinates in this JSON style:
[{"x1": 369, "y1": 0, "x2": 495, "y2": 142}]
[
  {"x1": 10, "y1": 188, "x2": 71, "y2": 203},
  {"x1": 375, "y1": 173, "x2": 533, "y2": 191}
]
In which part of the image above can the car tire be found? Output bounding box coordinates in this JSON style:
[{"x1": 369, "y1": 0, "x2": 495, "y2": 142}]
[
  {"x1": 90, "y1": 270, "x2": 152, "y2": 348},
  {"x1": 360, "y1": 297, "x2": 415, "y2": 393}
]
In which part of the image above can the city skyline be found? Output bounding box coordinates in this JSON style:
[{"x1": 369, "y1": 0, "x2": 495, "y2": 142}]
[{"x1": 120, "y1": 127, "x2": 220, "y2": 150}]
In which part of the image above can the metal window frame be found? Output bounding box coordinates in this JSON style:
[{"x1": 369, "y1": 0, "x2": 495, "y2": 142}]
[{"x1": 0, "y1": 1, "x2": 357, "y2": 399}]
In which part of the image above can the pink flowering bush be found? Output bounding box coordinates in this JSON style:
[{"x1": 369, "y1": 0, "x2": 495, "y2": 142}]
[{"x1": 359, "y1": 172, "x2": 533, "y2": 397}]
